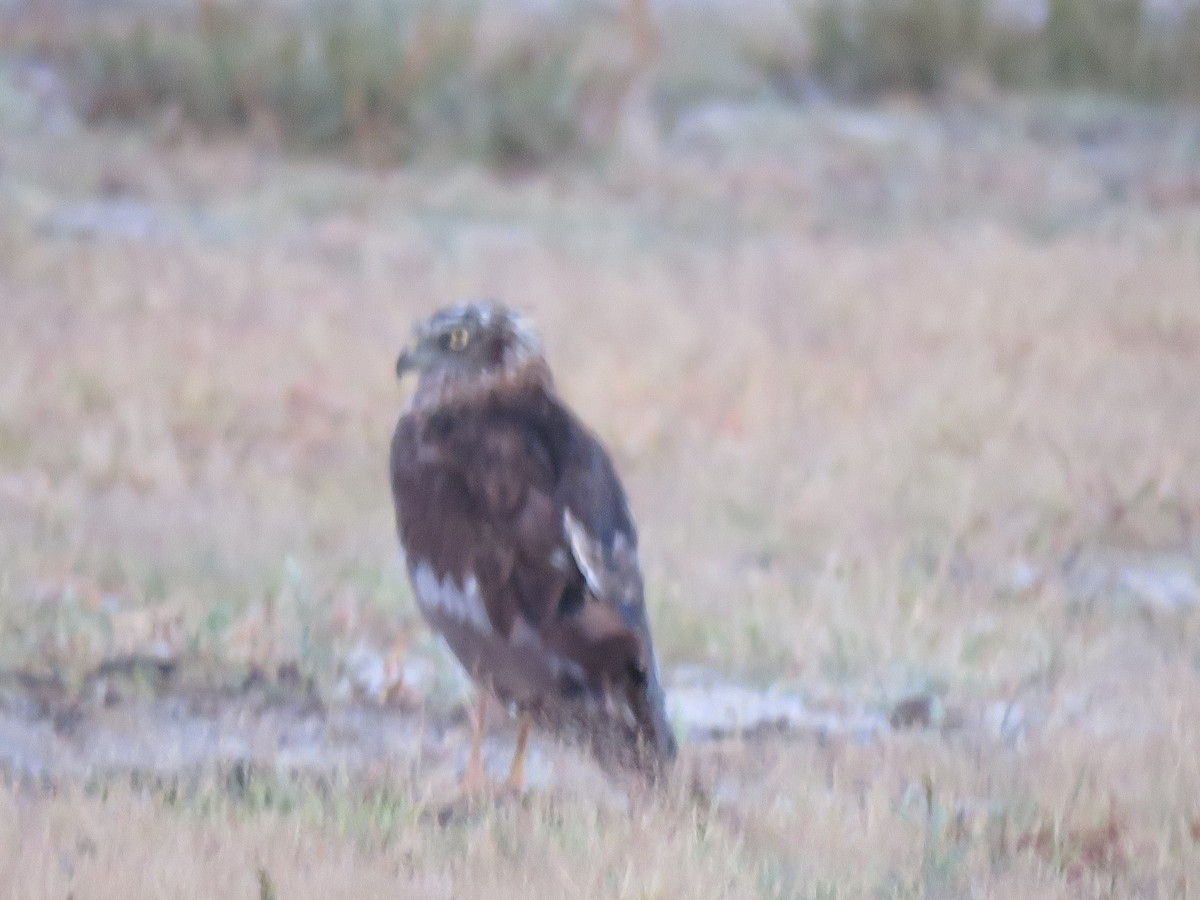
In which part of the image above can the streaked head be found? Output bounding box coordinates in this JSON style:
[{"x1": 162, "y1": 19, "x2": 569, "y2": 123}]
[{"x1": 396, "y1": 301, "x2": 550, "y2": 407}]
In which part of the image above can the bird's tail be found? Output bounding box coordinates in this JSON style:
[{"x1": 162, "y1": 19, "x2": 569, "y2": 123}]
[{"x1": 626, "y1": 642, "x2": 677, "y2": 772}]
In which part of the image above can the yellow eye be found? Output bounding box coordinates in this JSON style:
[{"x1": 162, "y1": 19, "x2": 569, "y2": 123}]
[{"x1": 447, "y1": 327, "x2": 470, "y2": 351}]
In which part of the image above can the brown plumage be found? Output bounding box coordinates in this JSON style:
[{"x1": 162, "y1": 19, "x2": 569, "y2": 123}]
[{"x1": 389, "y1": 302, "x2": 676, "y2": 785}]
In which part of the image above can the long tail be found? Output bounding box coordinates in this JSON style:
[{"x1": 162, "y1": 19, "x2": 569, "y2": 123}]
[
  {"x1": 545, "y1": 634, "x2": 677, "y2": 778},
  {"x1": 626, "y1": 642, "x2": 677, "y2": 770}
]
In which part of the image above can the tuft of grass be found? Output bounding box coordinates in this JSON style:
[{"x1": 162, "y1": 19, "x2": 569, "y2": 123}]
[
  {"x1": 809, "y1": 0, "x2": 1200, "y2": 100},
  {"x1": 256, "y1": 867, "x2": 277, "y2": 900}
]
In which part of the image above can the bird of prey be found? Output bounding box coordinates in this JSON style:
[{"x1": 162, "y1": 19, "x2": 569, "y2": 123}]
[{"x1": 389, "y1": 301, "x2": 676, "y2": 789}]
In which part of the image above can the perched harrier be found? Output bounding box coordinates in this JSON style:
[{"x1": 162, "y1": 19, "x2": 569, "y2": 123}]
[{"x1": 390, "y1": 302, "x2": 676, "y2": 788}]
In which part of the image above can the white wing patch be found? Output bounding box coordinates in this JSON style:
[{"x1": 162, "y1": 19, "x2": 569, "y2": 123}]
[
  {"x1": 563, "y1": 509, "x2": 603, "y2": 595},
  {"x1": 563, "y1": 510, "x2": 643, "y2": 607},
  {"x1": 412, "y1": 562, "x2": 493, "y2": 635}
]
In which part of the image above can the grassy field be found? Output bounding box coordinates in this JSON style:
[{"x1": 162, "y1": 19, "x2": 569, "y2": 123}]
[{"x1": 3, "y1": 16, "x2": 1200, "y2": 895}]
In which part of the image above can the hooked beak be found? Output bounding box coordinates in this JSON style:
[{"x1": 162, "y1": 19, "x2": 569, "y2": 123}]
[
  {"x1": 395, "y1": 341, "x2": 433, "y2": 379},
  {"x1": 395, "y1": 347, "x2": 416, "y2": 379}
]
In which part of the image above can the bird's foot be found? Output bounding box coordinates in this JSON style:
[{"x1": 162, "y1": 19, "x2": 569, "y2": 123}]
[
  {"x1": 459, "y1": 754, "x2": 492, "y2": 797},
  {"x1": 423, "y1": 695, "x2": 530, "y2": 826},
  {"x1": 427, "y1": 767, "x2": 524, "y2": 827}
]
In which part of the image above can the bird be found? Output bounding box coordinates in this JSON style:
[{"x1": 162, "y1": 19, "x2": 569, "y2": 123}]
[{"x1": 389, "y1": 301, "x2": 676, "y2": 791}]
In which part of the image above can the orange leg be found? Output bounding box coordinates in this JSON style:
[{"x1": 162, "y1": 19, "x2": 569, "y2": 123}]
[
  {"x1": 462, "y1": 692, "x2": 489, "y2": 794},
  {"x1": 382, "y1": 637, "x2": 411, "y2": 706},
  {"x1": 506, "y1": 712, "x2": 532, "y2": 791}
]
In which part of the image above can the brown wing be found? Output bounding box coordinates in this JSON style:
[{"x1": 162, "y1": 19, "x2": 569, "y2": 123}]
[
  {"x1": 390, "y1": 405, "x2": 600, "y2": 666},
  {"x1": 455, "y1": 407, "x2": 646, "y2": 690},
  {"x1": 482, "y1": 396, "x2": 677, "y2": 765}
]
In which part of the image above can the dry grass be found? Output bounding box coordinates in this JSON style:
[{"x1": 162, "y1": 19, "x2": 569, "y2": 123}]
[
  {"x1": 3, "y1": 0, "x2": 636, "y2": 167},
  {"x1": 2, "y1": 717, "x2": 1199, "y2": 897},
  {"x1": 809, "y1": 0, "x2": 1200, "y2": 98},
  {"x1": 4, "y1": 0, "x2": 1200, "y2": 169},
  {"x1": 2, "y1": 75, "x2": 1200, "y2": 896}
]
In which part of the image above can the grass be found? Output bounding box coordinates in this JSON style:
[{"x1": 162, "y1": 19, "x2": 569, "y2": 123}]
[
  {"x1": 5, "y1": 0, "x2": 628, "y2": 168},
  {"x1": 3, "y1": 721, "x2": 1198, "y2": 897},
  {"x1": 4, "y1": 0, "x2": 1200, "y2": 169},
  {"x1": 809, "y1": 0, "x2": 1200, "y2": 98},
  {"x1": 2, "y1": 14, "x2": 1200, "y2": 895}
]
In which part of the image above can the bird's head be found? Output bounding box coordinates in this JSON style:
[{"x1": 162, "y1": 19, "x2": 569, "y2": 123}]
[{"x1": 396, "y1": 301, "x2": 550, "y2": 408}]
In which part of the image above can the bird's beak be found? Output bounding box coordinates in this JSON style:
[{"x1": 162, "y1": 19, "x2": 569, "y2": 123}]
[
  {"x1": 396, "y1": 340, "x2": 434, "y2": 380},
  {"x1": 395, "y1": 347, "x2": 417, "y2": 379}
]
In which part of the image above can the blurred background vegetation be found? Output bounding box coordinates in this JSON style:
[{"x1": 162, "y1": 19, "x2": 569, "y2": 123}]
[{"x1": 3, "y1": 0, "x2": 1199, "y2": 169}]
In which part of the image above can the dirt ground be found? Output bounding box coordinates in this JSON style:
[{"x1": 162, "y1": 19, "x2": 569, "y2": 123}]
[{"x1": 1, "y1": 84, "x2": 1200, "y2": 897}]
